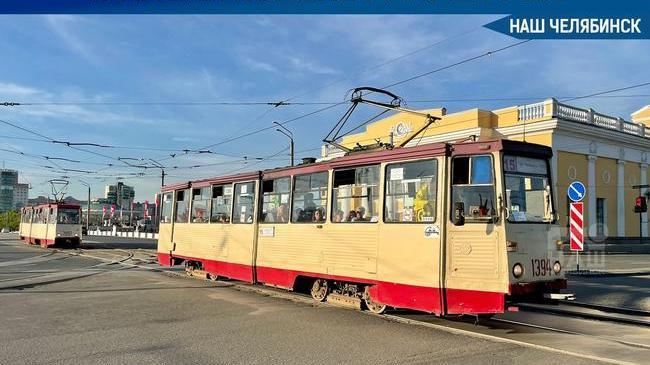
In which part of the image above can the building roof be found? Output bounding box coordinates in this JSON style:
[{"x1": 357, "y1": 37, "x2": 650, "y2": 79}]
[{"x1": 632, "y1": 105, "x2": 650, "y2": 123}]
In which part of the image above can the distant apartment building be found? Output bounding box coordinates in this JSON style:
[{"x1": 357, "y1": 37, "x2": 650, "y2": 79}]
[
  {"x1": 0, "y1": 169, "x2": 18, "y2": 212},
  {"x1": 12, "y1": 183, "x2": 29, "y2": 209},
  {"x1": 104, "y1": 182, "x2": 135, "y2": 209}
]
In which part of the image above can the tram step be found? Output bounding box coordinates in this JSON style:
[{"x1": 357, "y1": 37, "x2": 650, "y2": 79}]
[{"x1": 327, "y1": 293, "x2": 362, "y2": 310}]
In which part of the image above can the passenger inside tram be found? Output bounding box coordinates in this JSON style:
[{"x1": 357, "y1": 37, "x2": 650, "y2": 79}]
[
  {"x1": 354, "y1": 206, "x2": 364, "y2": 221},
  {"x1": 276, "y1": 204, "x2": 288, "y2": 223},
  {"x1": 313, "y1": 208, "x2": 325, "y2": 222},
  {"x1": 333, "y1": 210, "x2": 344, "y2": 222}
]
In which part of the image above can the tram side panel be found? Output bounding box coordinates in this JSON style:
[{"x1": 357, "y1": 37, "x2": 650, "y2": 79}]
[
  {"x1": 171, "y1": 223, "x2": 255, "y2": 282},
  {"x1": 256, "y1": 224, "x2": 380, "y2": 288},
  {"x1": 29, "y1": 223, "x2": 49, "y2": 246},
  {"x1": 374, "y1": 157, "x2": 444, "y2": 314},
  {"x1": 157, "y1": 222, "x2": 174, "y2": 266}
]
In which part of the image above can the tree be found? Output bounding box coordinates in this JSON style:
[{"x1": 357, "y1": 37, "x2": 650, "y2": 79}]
[{"x1": 2, "y1": 210, "x2": 21, "y2": 231}]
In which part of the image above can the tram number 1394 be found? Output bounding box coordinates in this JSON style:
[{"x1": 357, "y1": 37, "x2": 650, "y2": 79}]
[{"x1": 531, "y1": 258, "x2": 552, "y2": 277}]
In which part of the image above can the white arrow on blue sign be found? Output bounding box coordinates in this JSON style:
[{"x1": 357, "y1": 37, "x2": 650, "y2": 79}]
[{"x1": 567, "y1": 181, "x2": 586, "y2": 202}]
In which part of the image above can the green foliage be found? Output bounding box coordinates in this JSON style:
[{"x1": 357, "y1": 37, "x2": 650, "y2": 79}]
[{"x1": 1, "y1": 210, "x2": 21, "y2": 231}]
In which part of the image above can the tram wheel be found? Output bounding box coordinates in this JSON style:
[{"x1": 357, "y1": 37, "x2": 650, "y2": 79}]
[
  {"x1": 310, "y1": 279, "x2": 328, "y2": 302},
  {"x1": 185, "y1": 263, "x2": 194, "y2": 277},
  {"x1": 208, "y1": 273, "x2": 219, "y2": 282},
  {"x1": 363, "y1": 287, "x2": 387, "y2": 314}
]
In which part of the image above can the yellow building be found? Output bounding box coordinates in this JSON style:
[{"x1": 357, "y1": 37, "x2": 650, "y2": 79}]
[{"x1": 321, "y1": 98, "x2": 650, "y2": 240}]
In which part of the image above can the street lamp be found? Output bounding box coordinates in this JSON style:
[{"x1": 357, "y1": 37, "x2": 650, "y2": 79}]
[
  {"x1": 79, "y1": 180, "x2": 91, "y2": 234},
  {"x1": 273, "y1": 121, "x2": 294, "y2": 167}
]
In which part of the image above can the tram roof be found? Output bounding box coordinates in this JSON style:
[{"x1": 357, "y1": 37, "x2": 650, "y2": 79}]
[{"x1": 161, "y1": 139, "x2": 551, "y2": 192}]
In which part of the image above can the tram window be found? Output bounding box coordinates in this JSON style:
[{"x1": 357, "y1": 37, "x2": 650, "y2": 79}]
[
  {"x1": 292, "y1": 172, "x2": 328, "y2": 223},
  {"x1": 58, "y1": 208, "x2": 80, "y2": 224},
  {"x1": 160, "y1": 192, "x2": 173, "y2": 224},
  {"x1": 451, "y1": 155, "x2": 496, "y2": 222},
  {"x1": 385, "y1": 159, "x2": 438, "y2": 223},
  {"x1": 332, "y1": 165, "x2": 380, "y2": 223},
  {"x1": 503, "y1": 155, "x2": 553, "y2": 223},
  {"x1": 174, "y1": 189, "x2": 190, "y2": 223},
  {"x1": 191, "y1": 187, "x2": 211, "y2": 223},
  {"x1": 48, "y1": 208, "x2": 56, "y2": 224},
  {"x1": 210, "y1": 184, "x2": 232, "y2": 223},
  {"x1": 232, "y1": 182, "x2": 256, "y2": 224},
  {"x1": 261, "y1": 178, "x2": 290, "y2": 223}
]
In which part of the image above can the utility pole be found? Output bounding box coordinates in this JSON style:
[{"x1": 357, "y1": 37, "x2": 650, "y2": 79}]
[
  {"x1": 273, "y1": 121, "x2": 294, "y2": 167},
  {"x1": 148, "y1": 159, "x2": 166, "y2": 188},
  {"x1": 79, "y1": 180, "x2": 91, "y2": 233},
  {"x1": 147, "y1": 159, "x2": 166, "y2": 229}
]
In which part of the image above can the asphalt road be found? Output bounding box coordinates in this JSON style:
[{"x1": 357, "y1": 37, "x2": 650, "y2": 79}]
[{"x1": 0, "y1": 234, "x2": 645, "y2": 364}]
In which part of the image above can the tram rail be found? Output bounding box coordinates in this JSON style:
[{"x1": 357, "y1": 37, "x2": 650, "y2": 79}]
[{"x1": 517, "y1": 302, "x2": 650, "y2": 327}]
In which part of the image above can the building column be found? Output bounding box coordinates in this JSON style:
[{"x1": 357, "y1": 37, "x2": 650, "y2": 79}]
[
  {"x1": 641, "y1": 163, "x2": 648, "y2": 237},
  {"x1": 617, "y1": 160, "x2": 625, "y2": 237},
  {"x1": 587, "y1": 155, "x2": 597, "y2": 237}
]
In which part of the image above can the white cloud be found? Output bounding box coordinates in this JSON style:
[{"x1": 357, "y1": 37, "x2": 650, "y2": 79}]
[
  {"x1": 287, "y1": 56, "x2": 339, "y2": 75},
  {"x1": 244, "y1": 58, "x2": 280, "y2": 74},
  {"x1": 0, "y1": 82, "x2": 44, "y2": 97},
  {"x1": 44, "y1": 15, "x2": 99, "y2": 64}
]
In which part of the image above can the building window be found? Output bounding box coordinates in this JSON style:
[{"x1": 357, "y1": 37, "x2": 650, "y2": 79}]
[
  {"x1": 232, "y1": 182, "x2": 256, "y2": 224},
  {"x1": 292, "y1": 172, "x2": 328, "y2": 223},
  {"x1": 174, "y1": 189, "x2": 189, "y2": 223},
  {"x1": 261, "y1": 177, "x2": 290, "y2": 223},
  {"x1": 160, "y1": 193, "x2": 173, "y2": 224},
  {"x1": 210, "y1": 184, "x2": 232, "y2": 223},
  {"x1": 385, "y1": 159, "x2": 438, "y2": 223},
  {"x1": 332, "y1": 165, "x2": 380, "y2": 223},
  {"x1": 191, "y1": 187, "x2": 211, "y2": 223},
  {"x1": 596, "y1": 198, "x2": 606, "y2": 237},
  {"x1": 451, "y1": 155, "x2": 495, "y2": 222}
]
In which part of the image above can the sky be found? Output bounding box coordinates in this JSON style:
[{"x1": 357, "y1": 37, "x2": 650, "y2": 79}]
[{"x1": 0, "y1": 15, "x2": 648, "y2": 201}]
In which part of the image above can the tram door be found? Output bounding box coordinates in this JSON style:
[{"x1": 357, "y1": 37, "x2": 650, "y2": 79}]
[
  {"x1": 377, "y1": 158, "x2": 444, "y2": 313},
  {"x1": 444, "y1": 154, "x2": 507, "y2": 314}
]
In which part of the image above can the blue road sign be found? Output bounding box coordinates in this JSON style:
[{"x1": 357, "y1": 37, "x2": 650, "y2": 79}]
[{"x1": 568, "y1": 181, "x2": 586, "y2": 202}]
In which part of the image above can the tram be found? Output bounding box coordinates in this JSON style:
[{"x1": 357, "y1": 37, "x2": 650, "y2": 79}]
[
  {"x1": 19, "y1": 203, "x2": 83, "y2": 248},
  {"x1": 157, "y1": 139, "x2": 567, "y2": 315}
]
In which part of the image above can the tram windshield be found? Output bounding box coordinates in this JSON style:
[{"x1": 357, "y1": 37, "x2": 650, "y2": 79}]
[
  {"x1": 503, "y1": 155, "x2": 554, "y2": 223},
  {"x1": 57, "y1": 208, "x2": 80, "y2": 224}
]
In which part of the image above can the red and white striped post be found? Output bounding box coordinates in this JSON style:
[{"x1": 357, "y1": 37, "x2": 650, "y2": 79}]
[{"x1": 570, "y1": 202, "x2": 584, "y2": 270}]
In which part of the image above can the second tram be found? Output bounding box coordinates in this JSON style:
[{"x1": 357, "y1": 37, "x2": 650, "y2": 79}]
[{"x1": 19, "y1": 203, "x2": 83, "y2": 248}]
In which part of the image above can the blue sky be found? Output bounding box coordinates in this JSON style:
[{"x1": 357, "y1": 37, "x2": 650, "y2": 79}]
[{"x1": 0, "y1": 15, "x2": 648, "y2": 201}]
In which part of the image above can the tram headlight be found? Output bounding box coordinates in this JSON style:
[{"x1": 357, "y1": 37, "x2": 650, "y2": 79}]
[
  {"x1": 556, "y1": 240, "x2": 564, "y2": 250},
  {"x1": 512, "y1": 263, "x2": 524, "y2": 278},
  {"x1": 553, "y1": 261, "x2": 561, "y2": 274}
]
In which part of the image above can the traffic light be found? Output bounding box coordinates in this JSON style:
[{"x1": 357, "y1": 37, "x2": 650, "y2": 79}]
[{"x1": 635, "y1": 196, "x2": 647, "y2": 213}]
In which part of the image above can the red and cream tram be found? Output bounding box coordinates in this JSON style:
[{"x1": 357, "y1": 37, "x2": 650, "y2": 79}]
[
  {"x1": 19, "y1": 203, "x2": 83, "y2": 248},
  {"x1": 157, "y1": 139, "x2": 566, "y2": 315}
]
